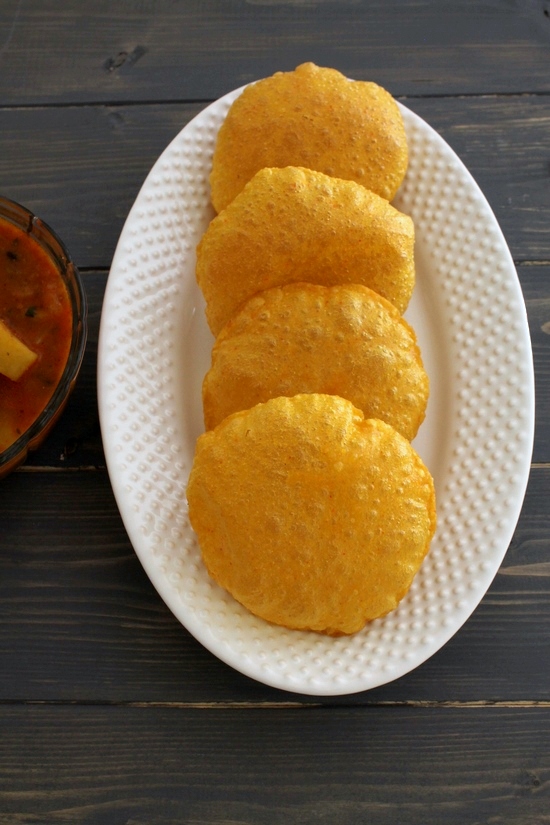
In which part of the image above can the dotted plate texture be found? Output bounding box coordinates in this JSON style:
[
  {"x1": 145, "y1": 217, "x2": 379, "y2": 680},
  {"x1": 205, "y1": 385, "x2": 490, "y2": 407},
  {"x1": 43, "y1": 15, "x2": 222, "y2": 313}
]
[{"x1": 98, "y1": 85, "x2": 535, "y2": 696}]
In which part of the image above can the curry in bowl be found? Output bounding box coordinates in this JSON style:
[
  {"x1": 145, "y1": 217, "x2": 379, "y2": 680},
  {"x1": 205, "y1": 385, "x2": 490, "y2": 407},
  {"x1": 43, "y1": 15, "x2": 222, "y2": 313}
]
[{"x1": 0, "y1": 197, "x2": 87, "y2": 477}]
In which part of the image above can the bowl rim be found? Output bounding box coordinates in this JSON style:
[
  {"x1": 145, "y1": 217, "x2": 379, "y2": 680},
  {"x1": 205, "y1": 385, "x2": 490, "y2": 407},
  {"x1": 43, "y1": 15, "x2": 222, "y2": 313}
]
[{"x1": 0, "y1": 195, "x2": 88, "y2": 471}]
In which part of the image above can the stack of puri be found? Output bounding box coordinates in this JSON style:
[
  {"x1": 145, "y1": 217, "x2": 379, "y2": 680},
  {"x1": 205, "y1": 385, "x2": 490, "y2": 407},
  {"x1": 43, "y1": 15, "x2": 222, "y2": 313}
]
[{"x1": 187, "y1": 63, "x2": 436, "y2": 637}]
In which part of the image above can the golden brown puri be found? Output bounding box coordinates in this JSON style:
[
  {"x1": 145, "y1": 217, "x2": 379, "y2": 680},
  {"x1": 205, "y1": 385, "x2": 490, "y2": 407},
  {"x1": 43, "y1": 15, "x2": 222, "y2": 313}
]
[
  {"x1": 196, "y1": 166, "x2": 415, "y2": 335},
  {"x1": 210, "y1": 62, "x2": 408, "y2": 212},
  {"x1": 187, "y1": 394, "x2": 436, "y2": 636},
  {"x1": 202, "y1": 283, "x2": 429, "y2": 441}
]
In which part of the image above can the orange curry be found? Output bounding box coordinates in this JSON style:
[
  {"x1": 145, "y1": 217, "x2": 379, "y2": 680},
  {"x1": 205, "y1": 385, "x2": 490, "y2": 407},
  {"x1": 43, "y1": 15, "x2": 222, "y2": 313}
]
[{"x1": 0, "y1": 217, "x2": 72, "y2": 452}]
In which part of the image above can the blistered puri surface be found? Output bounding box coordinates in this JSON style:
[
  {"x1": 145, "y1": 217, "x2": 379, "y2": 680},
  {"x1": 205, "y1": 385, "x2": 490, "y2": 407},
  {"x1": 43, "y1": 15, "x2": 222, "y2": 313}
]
[{"x1": 97, "y1": 91, "x2": 534, "y2": 695}]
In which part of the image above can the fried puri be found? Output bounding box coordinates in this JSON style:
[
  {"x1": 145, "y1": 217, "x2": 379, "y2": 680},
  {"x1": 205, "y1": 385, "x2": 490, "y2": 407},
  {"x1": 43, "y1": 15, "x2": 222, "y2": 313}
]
[
  {"x1": 210, "y1": 62, "x2": 408, "y2": 212},
  {"x1": 196, "y1": 166, "x2": 415, "y2": 334},
  {"x1": 202, "y1": 283, "x2": 428, "y2": 441},
  {"x1": 187, "y1": 394, "x2": 436, "y2": 635}
]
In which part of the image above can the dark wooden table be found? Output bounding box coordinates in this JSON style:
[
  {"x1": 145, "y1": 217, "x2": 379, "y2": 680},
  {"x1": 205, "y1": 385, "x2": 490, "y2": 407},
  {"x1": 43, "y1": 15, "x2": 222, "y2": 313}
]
[{"x1": 1, "y1": 2, "x2": 549, "y2": 822}]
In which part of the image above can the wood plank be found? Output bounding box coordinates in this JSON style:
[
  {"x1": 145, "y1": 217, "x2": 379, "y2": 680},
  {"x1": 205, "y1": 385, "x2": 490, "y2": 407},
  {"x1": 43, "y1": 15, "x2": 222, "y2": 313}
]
[
  {"x1": 1, "y1": 95, "x2": 549, "y2": 272},
  {"x1": 0, "y1": 705, "x2": 548, "y2": 824},
  {"x1": 1, "y1": 0, "x2": 550, "y2": 104},
  {"x1": 519, "y1": 265, "x2": 550, "y2": 461},
  {"x1": 0, "y1": 467, "x2": 548, "y2": 704}
]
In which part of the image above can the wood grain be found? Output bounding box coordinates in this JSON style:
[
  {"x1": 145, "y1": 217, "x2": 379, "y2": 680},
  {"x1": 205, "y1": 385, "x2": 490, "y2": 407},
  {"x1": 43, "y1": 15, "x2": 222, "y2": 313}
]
[
  {"x1": 0, "y1": 103, "x2": 203, "y2": 269},
  {"x1": 0, "y1": 467, "x2": 548, "y2": 704},
  {"x1": 520, "y1": 265, "x2": 550, "y2": 460},
  {"x1": 0, "y1": 0, "x2": 550, "y2": 104},
  {"x1": 0, "y1": 705, "x2": 548, "y2": 824}
]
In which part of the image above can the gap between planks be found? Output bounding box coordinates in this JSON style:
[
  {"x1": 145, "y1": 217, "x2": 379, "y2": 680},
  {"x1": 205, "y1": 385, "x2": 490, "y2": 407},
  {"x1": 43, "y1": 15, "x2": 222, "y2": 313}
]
[
  {"x1": 0, "y1": 700, "x2": 549, "y2": 709},
  {"x1": 0, "y1": 90, "x2": 550, "y2": 112},
  {"x1": 15, "y1": 465, "x2": 106, "y2": 472}
]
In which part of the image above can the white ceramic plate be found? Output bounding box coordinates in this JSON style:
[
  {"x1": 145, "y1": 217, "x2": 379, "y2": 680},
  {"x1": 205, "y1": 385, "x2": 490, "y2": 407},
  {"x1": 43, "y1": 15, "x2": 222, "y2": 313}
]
[{"x1": 98, "y1": 85, "x2": 534, "y2": 695}]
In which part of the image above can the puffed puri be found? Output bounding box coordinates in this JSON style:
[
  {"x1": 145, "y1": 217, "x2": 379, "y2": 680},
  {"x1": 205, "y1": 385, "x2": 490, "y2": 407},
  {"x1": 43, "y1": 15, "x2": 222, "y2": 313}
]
[
  {"x1": 209, "y1": 62, "x2": 408, "y2": 212},
  {"x1": 202, "y1": 282, "x2": 429, "y2": 441},
  {"x1": 196, "y1": 165, "x2": 415, "y2": 335},
  {"x1": 187, "y1": 394, "x2": 436, "y2": 636}
]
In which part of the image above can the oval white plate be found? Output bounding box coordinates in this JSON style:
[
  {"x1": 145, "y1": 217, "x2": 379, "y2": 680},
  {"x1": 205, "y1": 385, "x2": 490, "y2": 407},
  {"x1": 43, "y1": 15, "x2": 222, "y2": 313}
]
[{"x1": 98, "y1": 85, "x2": 534, "y2": 695}]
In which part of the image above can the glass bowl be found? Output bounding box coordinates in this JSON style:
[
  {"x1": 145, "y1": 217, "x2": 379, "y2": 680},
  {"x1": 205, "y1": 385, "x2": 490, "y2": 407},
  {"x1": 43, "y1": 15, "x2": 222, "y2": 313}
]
[{"x1": 0, "y1": 196, "x2": 87, "y2": 479}]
